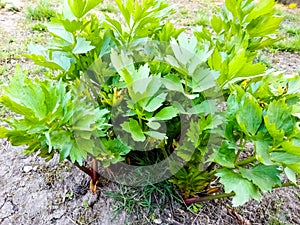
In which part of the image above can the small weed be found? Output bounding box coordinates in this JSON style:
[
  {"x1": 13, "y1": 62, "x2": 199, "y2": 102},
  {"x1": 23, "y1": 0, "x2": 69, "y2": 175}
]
[
  {"x1": 26, "y1": 0, "x2": 56, "y2": 21},
  {"x1": 180, "y1": 9, "x2": 189, "y2": 16},
  {"x1": 31, "y1": 23, "x2": 47, "y2": 32},
  {"x1": 64, "y1": 191, "x2": 74, "y2": 200},
  {"x1": 0, "y1": 0, "x2": 7, "y2": 9},
  {"x1": 188, "y1": 202, "x2": 203, "y2": 213},
  {"x1": 82, "y1": 199, "x2": 89, "y2": 209}
]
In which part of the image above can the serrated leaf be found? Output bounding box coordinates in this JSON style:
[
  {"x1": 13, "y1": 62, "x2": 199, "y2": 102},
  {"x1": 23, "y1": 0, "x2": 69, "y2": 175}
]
[
  {"x1": 254, "y1": 140, "x2": 273, "y2": 165},
  {"x1": 154, "y1": 106, "x2": 178, "y2": 120},
  {"x1": 216, "y1": 168, "x2": 261, "y2": 206},
  {"x1": 264, "y1": 99, "x2": 295, "y2": 140},
  {"x1": 52, "y1": 52, "x2": 71, "y2": 71},
  {"x1": 284, "y1": 167, "x2": 297, "y2": 184},
  {"x1": 144, "y1": 93, "x2": 167, "y2": 112},
  {"x1": 162, "y1": 74, "x2": 184, "y2": 92},
  {"x1": 208, "y1": 48, "x2": 222, "y2": 71},
  {"x1": 246, "y1": 0, "x2": 275, "y2": 22},
  {"x1": 46, "y1": 22, "x2": 74, "y2": 43},
  {"x1": 73, "y1": 37, "x2": 95, "y2": 54},
  {"x1": 270, "y1": 152, "x2": 300, "y2": 173},
  {"x1": 292, "y1": 104, "x2": 300, "y2": 119},
  {"x1": 239, "y1": 165, "x2": 281, "y2": 192},
  {"x1": 0, "y1": 69, "x2": 47, "y2": 119},
  {"x1": 281, "y1": 139, "x2": 300, "y2": 156},
  {"x1": 211, "y1": 15, "x2": 223, "y2": 33},
  {"x1": 192, "y1": 68, "x2": 219, "y2": 92},
  {"x1": 187, "y1": 100, "x2": 218, "y2": 115},
  {"x1": 68, "y1": 0, "x2": 102, "y2": 18},
  {"x1": 212, "y1": 141, "x2": 236, "y2": 168},
  {"x1": 236, "y1": 93, "x2": 262, "y2": 136},
  {"x1": 228, "y1": 49, "x2": 247, "y2": 78},
  {"x1": 24, "y1": 54, "x2": 66, "y2": 71}
]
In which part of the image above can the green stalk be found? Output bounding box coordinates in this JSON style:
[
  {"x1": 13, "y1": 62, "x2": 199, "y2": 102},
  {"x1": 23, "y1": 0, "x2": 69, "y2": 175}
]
[
  {"x1": 237, "y1": 155, "x2": 256, "y2": 166},
  {"x1": 184, "y1": 182, "x2": 298, "y2": 205},
  {"x1": 184, "y1": 192, "x2": 235, "y2": 205}
]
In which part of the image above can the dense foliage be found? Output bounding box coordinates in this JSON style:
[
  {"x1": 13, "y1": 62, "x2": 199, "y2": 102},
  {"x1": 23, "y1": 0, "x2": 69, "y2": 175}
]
[{"x1": 1, "y1": 0, "x2": 299, "y2": 206}]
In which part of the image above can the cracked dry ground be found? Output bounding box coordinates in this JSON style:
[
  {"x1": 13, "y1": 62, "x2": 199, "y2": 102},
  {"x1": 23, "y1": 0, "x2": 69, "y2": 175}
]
[{"x1": 1, "y1": 1, "x2": 300, "y2": 225}]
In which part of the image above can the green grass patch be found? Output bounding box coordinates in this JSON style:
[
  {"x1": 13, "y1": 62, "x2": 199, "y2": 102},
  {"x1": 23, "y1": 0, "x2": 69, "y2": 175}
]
[
  {"x1": 275, "y1": 8, "x2": 300, "y2": 22},
  {"x1": 186, "y1": 9, "x2": 211, "y2": 27},
  {"x1": 26, "y1": 0, "x2": 56, "y2": 21},
  {"x1": 273, "y1": 34, "x2": 300, "y2": 52},
  {"x1": 105, "y1": 180, "x2": 181, "y2": 222},
  {"x1": 272, "y1": 25, "x2": 300, "y2": 52},
  {"x1": 98, "y1": 3, "x2": 118, "y2": 13}
]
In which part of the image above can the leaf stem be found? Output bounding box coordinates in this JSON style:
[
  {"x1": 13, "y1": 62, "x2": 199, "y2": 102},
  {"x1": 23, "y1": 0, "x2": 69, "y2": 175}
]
[
  {"x1": 184, "y1": 192, "x2": 235, "y2": 205},
  {"x1": 275, "y1": 182, "x2": 298, "y2": 189},
  {"x1": 236, "y1": 155, "x2": 256, "y2": 166}
]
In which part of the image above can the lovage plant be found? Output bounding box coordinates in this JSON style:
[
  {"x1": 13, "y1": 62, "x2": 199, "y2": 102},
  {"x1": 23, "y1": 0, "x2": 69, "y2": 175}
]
[{"x1": 0, "y1": 0, "x2": 299, "y2": 207}]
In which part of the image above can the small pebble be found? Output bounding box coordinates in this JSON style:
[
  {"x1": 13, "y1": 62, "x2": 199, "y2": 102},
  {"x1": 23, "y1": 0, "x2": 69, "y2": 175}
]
[
  {"x1": 153, "y1": 218, "x2": 162, "y2": 224},
  {"x1": 23, "y1": 166, "x2": 33, "y2": 173}
]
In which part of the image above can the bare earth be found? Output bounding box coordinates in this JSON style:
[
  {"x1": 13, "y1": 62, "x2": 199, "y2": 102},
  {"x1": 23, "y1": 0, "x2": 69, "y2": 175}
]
[{"x1": 0, "y1": 1, "x2": 300, "y2": 225}]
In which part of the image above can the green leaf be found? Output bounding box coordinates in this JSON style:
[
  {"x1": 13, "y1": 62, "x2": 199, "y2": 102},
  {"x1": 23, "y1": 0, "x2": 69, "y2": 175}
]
[
  {"x1": 46, "y1": 22, "x2": 74, "y2": 43},
  {"x1": 144, "y1": 131, "x2": 166, "y2": 140},
  {"x1": 292, "y1": 103, "x2": 300, "y2": 119},
  {"x1": 211, "y1": 15, "x2": 223, "y2": 33},
  {"x1": 162, "y1": 74, "x2": 184, "y2": 92},
  {"x1": 208, "y1": 48, "x2": 222, "y2": 71},
  {"x1": 281, "y1": 139, "x2": 300, "y2": 156},
  {"x1": 264, "y1": 99, "x2": 295, "y2": 140},
  {"x1": 228, "y1": 49, "x2": 247, "y2": 78},
  {"x1": 225, "y1": 0, "x2": 237, "y2": 18},
  {"x1": 96, "y1": 138, "x2": 131, "y2": 166},
  {"x1": 254, "y1": 140, "x2": 273, "y2": 165},
  {"x1": 121, "y1": 119, "x2": 146, "y2": 142},
  {"x1": 73, "y1": 37, "x2": 95, "y2": 54},
  {"x1": 284, "y1": 167, "x2": 297, "y2": 184},
  {"x1": 146, "y1": 121, "x2": 161, "y2": 130},
  {"x1": 68, "y1": 0, "x2": 102, "y2": 18},
  {"x1": 154, "y1": 106, "x2": 178, "y2": 120},
  {"x1": 0, "y1": 68, "x2": 47, "y2": 119},
  {"x1": 212, "y1": 141, "x2": 236, "y2": 168},
  {"x1": 236, "y1": 93, "x2": 262, "y2": 136},
  {"x1": 187, "y1": 100, "x2": 218, "y2": 115},
  {"x1": 246, "y1": 0, "x2": 275, "y2": 22},
  {"x1": 192, "y1": 68, "x2": 219, "y2": 92},
  {"x1": 239, "y1": 165, "x2": 281, "y2": 192},
  {"x1": 144, "y1": 93, "x2": 167, "y2": 112},
  {"x1": 25, "y1": 54, "x2": 65, "y2": 71},
  {"x1": 270, "y1": 152, "x2": 300, "y2": 173},
  {"x1": 216, "y1": 168, "x2": 261, "y2": 206}
]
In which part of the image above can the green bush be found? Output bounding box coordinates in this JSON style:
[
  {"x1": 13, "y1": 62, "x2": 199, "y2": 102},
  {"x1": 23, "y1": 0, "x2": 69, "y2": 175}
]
[{"x1": 0, "y1": 0, "x2": 299, "y2": 208}]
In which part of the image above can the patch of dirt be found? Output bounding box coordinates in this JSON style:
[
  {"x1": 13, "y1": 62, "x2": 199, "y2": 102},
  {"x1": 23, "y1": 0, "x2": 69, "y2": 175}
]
[
  {"x1": 0, "y1": 139, "x2": 125, "y2": 225},
  {"x1": 264, "y1": 50, "x2": 300, "y2": 75},
  {"x1": 1, "y1": 1, "x2": 300, "y2": 225}
]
